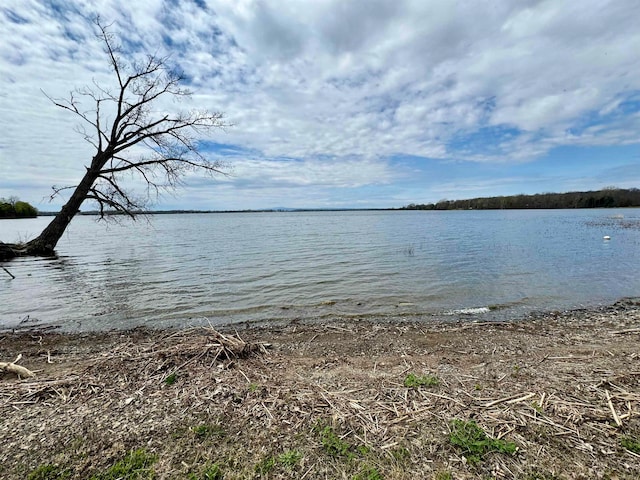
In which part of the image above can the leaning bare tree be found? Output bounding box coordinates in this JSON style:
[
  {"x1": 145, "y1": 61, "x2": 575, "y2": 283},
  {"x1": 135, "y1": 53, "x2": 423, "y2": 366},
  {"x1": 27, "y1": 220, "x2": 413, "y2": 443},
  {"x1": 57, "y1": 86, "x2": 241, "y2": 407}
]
[{"x1": 1, "y1": 20, "x2": 227, "y2": 259}]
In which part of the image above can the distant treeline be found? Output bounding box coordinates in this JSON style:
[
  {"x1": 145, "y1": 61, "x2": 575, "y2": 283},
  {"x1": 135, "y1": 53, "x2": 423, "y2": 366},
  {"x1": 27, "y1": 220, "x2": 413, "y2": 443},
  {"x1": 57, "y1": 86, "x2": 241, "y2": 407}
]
[
  {"x1": 0, "y1": 198, "x2": 38, "y2": 218},
  {"x1": 38, "y1": 208, "x2": 395, "y2": 216},
  {"x1": 402, "y1": 188, "x2": 640, "y2": 210}
]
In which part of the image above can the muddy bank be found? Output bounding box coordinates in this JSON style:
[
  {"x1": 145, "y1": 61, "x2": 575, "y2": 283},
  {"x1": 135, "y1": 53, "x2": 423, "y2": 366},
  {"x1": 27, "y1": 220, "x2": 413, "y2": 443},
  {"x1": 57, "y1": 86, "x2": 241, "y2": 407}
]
[{"x1": 1, "y1": 301, "x2": 640, "y2": 479}]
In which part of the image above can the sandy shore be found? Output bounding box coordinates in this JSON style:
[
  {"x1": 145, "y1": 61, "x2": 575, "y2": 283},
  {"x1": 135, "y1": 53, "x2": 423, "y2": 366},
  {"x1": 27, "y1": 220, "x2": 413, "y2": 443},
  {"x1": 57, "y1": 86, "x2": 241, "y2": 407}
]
[{"x1": 1, "y1": 300, "x2": 640, "y2": 479}]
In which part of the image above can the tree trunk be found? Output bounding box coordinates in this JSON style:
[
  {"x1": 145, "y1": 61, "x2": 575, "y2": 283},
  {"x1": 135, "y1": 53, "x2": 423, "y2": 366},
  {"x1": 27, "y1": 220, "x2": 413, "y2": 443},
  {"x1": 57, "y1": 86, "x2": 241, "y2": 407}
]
[
  {"x1": 0, "y1": 242, "x2": 19, "y2": 261},
  {"x1": 25, "y1": 168, "x2": 99, "y2": 256}
]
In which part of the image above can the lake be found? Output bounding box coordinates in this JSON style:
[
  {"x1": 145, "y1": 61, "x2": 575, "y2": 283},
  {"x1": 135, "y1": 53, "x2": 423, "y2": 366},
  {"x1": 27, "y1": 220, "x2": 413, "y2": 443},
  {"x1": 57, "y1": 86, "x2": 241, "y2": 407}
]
[{"x1": 1, "y1": 209, "x2": 639, "y2": 331}]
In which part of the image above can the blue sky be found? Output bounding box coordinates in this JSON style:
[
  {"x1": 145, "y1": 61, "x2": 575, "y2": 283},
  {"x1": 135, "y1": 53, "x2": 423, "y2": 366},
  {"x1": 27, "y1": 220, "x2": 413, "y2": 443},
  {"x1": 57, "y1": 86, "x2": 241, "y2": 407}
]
[{"x1": 1, "y1": 0, "x2": 639, "y2": 211}]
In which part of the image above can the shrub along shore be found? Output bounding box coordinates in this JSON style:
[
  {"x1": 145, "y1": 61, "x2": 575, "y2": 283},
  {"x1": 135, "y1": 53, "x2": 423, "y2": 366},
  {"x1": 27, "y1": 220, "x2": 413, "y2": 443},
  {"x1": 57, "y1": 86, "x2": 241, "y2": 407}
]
[
  {"x1": 0, "y1": 198, "x2": 38, "y2": 218},
  {"x1": 1, "y1": 300, "x2": 640, "y2": 479}
]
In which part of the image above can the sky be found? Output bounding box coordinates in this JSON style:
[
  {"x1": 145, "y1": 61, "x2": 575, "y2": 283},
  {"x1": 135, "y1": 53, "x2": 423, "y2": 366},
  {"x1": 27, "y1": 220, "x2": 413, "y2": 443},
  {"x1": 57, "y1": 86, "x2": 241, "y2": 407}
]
[{"x1": 1, "y1": 0, "x2": 639, "y2": 211}]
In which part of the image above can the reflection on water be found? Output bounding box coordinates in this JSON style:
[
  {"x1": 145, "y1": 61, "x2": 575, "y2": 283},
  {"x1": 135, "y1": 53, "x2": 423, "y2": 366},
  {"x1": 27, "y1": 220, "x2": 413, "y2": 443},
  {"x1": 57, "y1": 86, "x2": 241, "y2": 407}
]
[{"x1": 1, "y1": 209, "x2": 639, "y2": 331}]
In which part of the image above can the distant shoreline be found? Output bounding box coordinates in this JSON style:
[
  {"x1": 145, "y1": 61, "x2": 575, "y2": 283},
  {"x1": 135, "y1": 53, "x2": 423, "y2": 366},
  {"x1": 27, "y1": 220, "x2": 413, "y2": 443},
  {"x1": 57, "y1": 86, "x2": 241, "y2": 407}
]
[
  {"x1": 33, "y1": 204, "x2": 640, "y2": 217},
  {"x1": 28, "y1": 187, "x2": 639, "y2": 216},
  {"x1": 34, "y1": 207, "x2": 397, "y2": 216},
  {"x1": 402, "y1": 187, "x2": 640, "y2": 210}
]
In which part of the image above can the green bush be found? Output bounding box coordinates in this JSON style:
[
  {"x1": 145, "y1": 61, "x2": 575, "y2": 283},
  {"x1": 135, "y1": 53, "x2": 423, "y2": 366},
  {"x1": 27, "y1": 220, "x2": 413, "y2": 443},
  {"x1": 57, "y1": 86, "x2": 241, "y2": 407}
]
[
  {"x1": 14, "y1": 201, "x2": 38, "y2": 217},
  {"x1": 0, "y1": 201, "x2": 13, "y2": 218},
  {"x1": 0, "y1": 198, "x2": 38, "y2": 218}
]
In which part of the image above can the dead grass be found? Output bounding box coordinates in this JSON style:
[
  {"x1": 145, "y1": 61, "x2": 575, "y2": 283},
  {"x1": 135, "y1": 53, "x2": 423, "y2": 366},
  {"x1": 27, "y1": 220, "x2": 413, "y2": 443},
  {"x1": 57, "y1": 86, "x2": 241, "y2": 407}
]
[{"x1": 1, "y1": 300, "x2": 640, "y2": 479}]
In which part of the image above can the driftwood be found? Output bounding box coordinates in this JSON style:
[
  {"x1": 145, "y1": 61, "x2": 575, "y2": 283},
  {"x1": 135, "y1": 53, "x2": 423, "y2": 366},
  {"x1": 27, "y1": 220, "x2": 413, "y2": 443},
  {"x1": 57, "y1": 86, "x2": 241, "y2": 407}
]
[
  {"x1": 0, "y1": 354, "x2": 35, "y2": 378},
  {"x1": 153, "y1": 327, "x2": 270, "y2": 373}
]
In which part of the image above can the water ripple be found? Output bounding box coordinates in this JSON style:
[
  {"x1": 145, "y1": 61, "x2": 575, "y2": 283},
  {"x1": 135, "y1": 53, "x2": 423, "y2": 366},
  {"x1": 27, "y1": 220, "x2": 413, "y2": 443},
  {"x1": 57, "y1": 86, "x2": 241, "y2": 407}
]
[{"x1": 1, "y1": 209, "x2": 639, "y2": 331}]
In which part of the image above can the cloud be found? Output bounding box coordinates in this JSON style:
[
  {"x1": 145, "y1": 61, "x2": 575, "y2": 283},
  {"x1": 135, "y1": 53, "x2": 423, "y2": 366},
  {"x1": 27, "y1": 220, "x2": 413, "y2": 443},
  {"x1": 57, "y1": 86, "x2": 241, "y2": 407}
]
[{"x1": 1, "y1": 0, "x2": 639, "y2": 210}]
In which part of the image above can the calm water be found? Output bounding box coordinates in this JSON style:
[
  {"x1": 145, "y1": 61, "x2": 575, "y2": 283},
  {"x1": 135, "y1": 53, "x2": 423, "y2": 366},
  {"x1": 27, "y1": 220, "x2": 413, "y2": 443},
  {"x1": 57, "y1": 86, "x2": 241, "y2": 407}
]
[{"x1": 1, "y1": 209, "x2": 639, "y2": 331}]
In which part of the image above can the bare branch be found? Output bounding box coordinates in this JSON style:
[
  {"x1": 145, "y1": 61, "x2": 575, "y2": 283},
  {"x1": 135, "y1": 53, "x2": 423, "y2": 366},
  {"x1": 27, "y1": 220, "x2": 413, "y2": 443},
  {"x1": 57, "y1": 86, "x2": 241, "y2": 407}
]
[
  {"x1": 49, "y1": 185, "x2": 78, "y2": 201},
  {"x1": 25, "y1": 18, "x2": 230, "y2": 255}
]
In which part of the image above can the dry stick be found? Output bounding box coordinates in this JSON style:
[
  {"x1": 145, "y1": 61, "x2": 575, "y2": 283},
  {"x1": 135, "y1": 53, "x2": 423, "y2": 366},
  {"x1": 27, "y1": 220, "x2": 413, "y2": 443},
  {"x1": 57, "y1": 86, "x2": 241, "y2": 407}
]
[
  {"x1": 611, "y1": 328, "x2": 640, "y2": 335},
  {"x1": 418, "y1": 390, "x2": 467, "y2": 407},
  {"x1": 484, "y1": 392, "x2": 533, "y2": 408},
  {"x1": 507, "y1": 392, "x2": 536, "y2": 404},
  {"x1": 299, "y1": 466, "x2": 314, "y2": 480},
  {"x1": 16, "y1": 376, "x2": 81, "y2": 389},
  {"x1": 519, "y1": 410, "x2": 577, "y2": 435},
  {"x1": 624, "y1": 448, "x2": 640, "y2": 459},
  {"x1": 1, "y1": 265, "x2": 15, "y2": 279},
  {"x1": 605, "y1": 390, "x2": 622, "y2": 427}
]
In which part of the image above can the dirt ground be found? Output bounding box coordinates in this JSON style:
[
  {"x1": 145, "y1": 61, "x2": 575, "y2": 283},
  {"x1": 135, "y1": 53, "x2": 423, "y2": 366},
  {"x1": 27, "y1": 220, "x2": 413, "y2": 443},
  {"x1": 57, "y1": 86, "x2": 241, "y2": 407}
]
[{"x1": 1, "y1": 300, "x2": 640, "y2": 479}]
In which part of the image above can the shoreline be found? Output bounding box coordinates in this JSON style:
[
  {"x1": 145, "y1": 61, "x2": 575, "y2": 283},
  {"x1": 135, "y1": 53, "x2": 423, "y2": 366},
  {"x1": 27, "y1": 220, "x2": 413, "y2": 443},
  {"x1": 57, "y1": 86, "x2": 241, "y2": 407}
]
[
  {"x1": 5, "y1": 296, "x2": 639, "y2": 336},
  {"x1": 1, "y1": 300, "x2": 640, "y2": 479}
]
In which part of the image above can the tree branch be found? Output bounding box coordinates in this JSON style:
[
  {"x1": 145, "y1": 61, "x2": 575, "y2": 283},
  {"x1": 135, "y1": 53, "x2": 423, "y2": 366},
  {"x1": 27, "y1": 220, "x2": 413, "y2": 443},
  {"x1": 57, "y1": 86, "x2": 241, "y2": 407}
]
[{"x1": 26, "y1": 17, "x2": 230, "y2": 255}]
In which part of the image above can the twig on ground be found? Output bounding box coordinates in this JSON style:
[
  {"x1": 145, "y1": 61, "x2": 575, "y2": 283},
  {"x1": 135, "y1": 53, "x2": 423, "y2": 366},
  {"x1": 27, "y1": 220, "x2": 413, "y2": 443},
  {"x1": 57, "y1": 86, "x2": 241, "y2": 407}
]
[
  {"x1": 611, "y1": 328, "x2": 640, "y2": 335},
  {"x1": 605, "y1": 390, "x2": 622, "y2": 427}
]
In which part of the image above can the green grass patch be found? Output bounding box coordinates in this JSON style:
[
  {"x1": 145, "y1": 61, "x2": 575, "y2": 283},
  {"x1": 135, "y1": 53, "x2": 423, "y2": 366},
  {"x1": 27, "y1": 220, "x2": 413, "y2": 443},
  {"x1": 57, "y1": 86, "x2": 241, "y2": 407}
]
[
  {"x1": 88, "y1": 448, "x2": 157, "y2": 480},
  {"x1": 314, "y1": 421, "x2": 379, "y2": 478},
  {"x1": 188, "y1": 463, "x2": 223, "y2": 480},
  {"x1": 164, "y1": 372, "x2": 178, "y2": 385},
  {"x1": 448, "y1": 419, "x2": 517, "y2": 465},
  {"x1": 27, "y1": 464, "x2": 71, "y2": 480},
  {"x1": 317, "y1": 425, "x2": 356, "y2": 458},
  {"x1": 278, "y1": 450, "x2": 303, "y2": 469},
  {"x1": 389, "y1": 447, "x2": 411, "y2": 465},
  {"x1": 352, "y1": 464, "x2": 383, "y2": 480},
  {"x1": 390, "y1": 446, "x2": 410, "y2": 463},
  {"x1": 192, "y1": 424, "x2": 226, "y2": 440},
  {"x1": 254, "y1": 455, "x2": 276, "y2": 475},
  {"x1": 253, "y1": 449, "x2": 303, "y2": 475},
  {"x1": 433, "y1": 472, "x2": 453, "y2": 480},
  {"x1": 621, "y1": 435, "x2": 640, "y2": 454},
  {"x1": 403, "y1": 373, "x2": 439, "y2": 388},
  {"x1": 523, "y1": 469, "x2": 565, "y2": 480},
  {"x1": 531, "y1": 400, "x2": 544, "y2": 414}
]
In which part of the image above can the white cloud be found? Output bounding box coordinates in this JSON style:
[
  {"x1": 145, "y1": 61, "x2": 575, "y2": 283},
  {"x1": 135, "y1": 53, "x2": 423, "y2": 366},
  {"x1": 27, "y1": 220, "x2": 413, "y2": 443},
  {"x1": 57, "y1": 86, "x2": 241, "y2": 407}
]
[{"x1": 1, "y1": 0, "x2": 639, "y2": 210}]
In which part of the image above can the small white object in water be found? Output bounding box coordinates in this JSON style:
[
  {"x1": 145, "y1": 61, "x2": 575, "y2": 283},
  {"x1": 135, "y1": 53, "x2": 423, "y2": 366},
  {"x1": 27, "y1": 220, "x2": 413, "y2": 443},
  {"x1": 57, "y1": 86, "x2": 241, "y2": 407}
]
[
  {"x1": 447, "y1": 307, "x2": 491, "y2": 315},
  {"x1": 603, "y1": 235, "x2": 611, "y2": 240}
]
